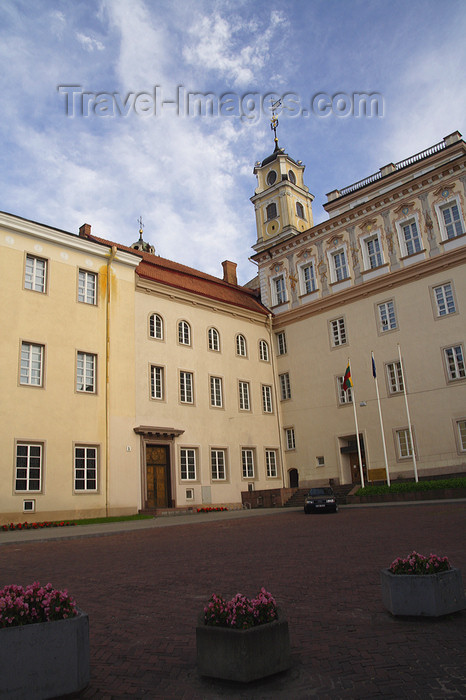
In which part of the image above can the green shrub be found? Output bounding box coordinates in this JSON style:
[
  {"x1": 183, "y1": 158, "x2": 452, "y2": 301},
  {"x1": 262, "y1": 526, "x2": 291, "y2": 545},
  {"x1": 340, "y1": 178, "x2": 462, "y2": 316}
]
[{"x1": 356, "y1": 477, "x2": 466, "y2": 496}]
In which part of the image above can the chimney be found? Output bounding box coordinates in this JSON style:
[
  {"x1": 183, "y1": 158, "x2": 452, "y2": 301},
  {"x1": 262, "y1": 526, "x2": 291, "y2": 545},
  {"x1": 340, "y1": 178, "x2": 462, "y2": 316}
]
[
  {"x1": 79, "y1": 223, "x2": 91, "y2": 238},
  {"x1": 222, "y1": 260, "x2": 237, "y2": 285}
]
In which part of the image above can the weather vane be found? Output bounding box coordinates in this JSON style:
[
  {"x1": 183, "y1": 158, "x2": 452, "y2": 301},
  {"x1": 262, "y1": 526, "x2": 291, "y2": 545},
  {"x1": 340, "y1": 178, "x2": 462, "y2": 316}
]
[
  {"x1": 270, "y1": 98, "x2": 282, "y2": 149},
  {"x1": 138, "y1": 215, "x2": 144, "y2": 238}
]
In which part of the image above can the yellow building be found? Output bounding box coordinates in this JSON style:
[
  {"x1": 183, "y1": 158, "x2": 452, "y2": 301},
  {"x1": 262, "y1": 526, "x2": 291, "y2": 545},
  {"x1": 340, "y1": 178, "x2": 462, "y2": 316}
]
[{"x1": 251, "y1": 131, "x2": 466, "y2": 487}]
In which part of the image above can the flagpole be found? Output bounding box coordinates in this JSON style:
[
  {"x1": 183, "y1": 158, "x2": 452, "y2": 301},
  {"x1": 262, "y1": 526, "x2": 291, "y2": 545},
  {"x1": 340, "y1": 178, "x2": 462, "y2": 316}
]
[
  {"x1": 397, "y1": 343, "x2": 418, "y2": 482},
  {"x1": 371, "y1": 352, "x2": 390, "y2": 486},
  {"x1": 346, "y1": 358, "x2": 365, "y2": 488}
]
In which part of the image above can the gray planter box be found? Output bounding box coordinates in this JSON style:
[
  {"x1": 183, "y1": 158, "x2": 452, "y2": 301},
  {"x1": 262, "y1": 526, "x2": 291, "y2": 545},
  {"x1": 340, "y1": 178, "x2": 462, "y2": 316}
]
[
  {"x1": 196, "y1": 612, "x2": 291, "y2": 682},
  {"x1": 0, "y1": 609, "x2": 90, "y2": 699},
  {"x1": 381, "y1": 567, "x2": 466, "y2": 617}
]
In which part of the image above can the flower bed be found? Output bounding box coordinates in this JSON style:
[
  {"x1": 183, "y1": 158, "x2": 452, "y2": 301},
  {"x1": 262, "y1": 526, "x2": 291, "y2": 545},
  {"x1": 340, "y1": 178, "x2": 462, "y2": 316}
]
[
  {"x1": 196, "y1": 507, "x2": 228, "y2": 513},
  {"x1": 2, "y1": 520, "x2": 75, "y2": 531}
]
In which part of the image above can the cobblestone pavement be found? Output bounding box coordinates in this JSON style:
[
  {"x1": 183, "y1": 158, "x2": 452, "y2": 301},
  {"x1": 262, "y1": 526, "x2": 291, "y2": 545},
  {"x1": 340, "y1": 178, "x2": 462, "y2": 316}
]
[{"x1": 1, "y1": 503, "x2": 465, "y2": 699}]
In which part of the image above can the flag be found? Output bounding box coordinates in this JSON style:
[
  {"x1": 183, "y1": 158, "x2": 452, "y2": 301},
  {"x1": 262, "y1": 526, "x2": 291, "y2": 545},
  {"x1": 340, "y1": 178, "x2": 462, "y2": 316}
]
[
  {"x1": 342, "y1": 363, "x2": 353, "y2": 391},
  {"x1": 372, "y1": 354, "x2": 377, "y2": 378}
]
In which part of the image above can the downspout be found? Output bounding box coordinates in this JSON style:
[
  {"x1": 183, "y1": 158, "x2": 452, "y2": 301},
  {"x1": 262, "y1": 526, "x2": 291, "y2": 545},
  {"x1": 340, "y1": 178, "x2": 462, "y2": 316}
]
[
  {"x1": 105, "y1": 245, "x2": 117, "y2": 516},
  {"x1": 268, "y1": 313, "x2": 286, "y2": 488}
]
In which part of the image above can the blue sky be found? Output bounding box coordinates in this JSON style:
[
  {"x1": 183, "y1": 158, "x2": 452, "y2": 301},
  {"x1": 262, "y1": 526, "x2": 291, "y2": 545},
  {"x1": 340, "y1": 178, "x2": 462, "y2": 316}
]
[{"x1": 1, "y1": 0, "x2": 465, "y2": 283}]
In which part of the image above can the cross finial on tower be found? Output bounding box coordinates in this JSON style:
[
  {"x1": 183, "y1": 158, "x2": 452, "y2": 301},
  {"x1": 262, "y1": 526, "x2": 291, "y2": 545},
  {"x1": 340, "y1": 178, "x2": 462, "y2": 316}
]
[
  {"x1": 138, "y1": 215, "x2": 144, "y2": 239},
  {"x1": 270, "y1": 98, "x2": 282, "y2": 151}
]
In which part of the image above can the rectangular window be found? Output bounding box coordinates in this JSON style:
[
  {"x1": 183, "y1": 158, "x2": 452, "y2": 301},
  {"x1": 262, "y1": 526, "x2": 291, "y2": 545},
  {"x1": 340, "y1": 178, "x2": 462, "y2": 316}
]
[
  {"x1": 210, "y1": 376, "x2": 223, "y2": 407},
  {"x1": 74, "y1": 446, "x2": 97, "y2": 491},
  {"x1": 77, "y1": 352, "x2": 96, "y2": 392},
  {"x1": 265, "y1": 449, "x2": 278, "y2": 477},
  {"x1": 241, "y1": 448, "x2": 254, "y2": 478},
  {"x1": 301, "y1": 262, "x2": 316, "y2": 294},
  {"x1": 316, "y1": 456, "x2": 325, "y2": 467},
  {"x1": 239, "y1": 381, "x2": 250, "y2": 410},
  {"x1": 279, "y1": 372, "x2": 291, "y2": 400},
  {"x1": 386, "y1": 361, "x2": 404, "y2": 394},
  {"x1": 20, "y1": 342, "x2": 44, "y2": 386},
  {"x1": 444, "y1": 345, "x2": 466, "y2": 381},
  {"x1": 274, "y1": 276, "x2": 287, "y2": 305},
  {"x1": 211, "y1": 449, "x2": 226, "y2": 480},
  {"x1": 285, "y1": 428, "x2": 295, "y2": 450},
  {"x1": 457, "y1": 420, "x2": 466, "y2": 452},
  {"x1": 262, "y1": 385, "x2": 273, "y2": 413},
  {"x1": 78, "y1": 269, "x2": 97, "y2": 305},
  {"x1": 401, "y1": 220, "x2": 422, "y2": 256},
  {"x1": 332, "y1": 250, "x2": 348, "y2": 282},
  {"x1": 337, "y1": 376, "x2": 353, "y2": 404},
  {"x1": 150, "y1": 366, "x2": 164, "y2": 400},
  {"x1": 378, "y1": 300, "x2": 397, "y2": 332},
  {"x1": 433, "y1": 283, "x2": 456, "y2": 316},
  {"x1": 396, "y1": 429, "x2": 413, "y2": 458},
  {"x1": 25, "y1": 255, "x2": 47, "y2": 293},
  {"x1": 441, "y1": 202, "x2": 464, "y2": 239},
  {"x1": 330, "y1": 318, "x2": 347, "y2": 346},
  {"x1": 365, "y1": 235, "x2": 383, "y2": 268},
  {"x1": 276, "y1": 331, "x2": 287, "y2": 355},
  {"x1": 180, "y1": 448, "x2": 196, "y2": 480},
  {"x1": 15, "y1": 443, "x2": 42, "y2": 491},
  {"x1": 180, "y1": 371, "x2": 194, "y2": 403}
]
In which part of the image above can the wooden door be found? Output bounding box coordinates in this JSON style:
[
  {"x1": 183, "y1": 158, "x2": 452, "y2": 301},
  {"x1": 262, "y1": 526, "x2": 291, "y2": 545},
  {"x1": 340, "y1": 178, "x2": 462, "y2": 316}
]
[
  {"x1": 146, "y1": 445, "x2": 170, "y2": 508},
  {"x1": 350, "y1": 452, "x2": 366, "y2": 484}
]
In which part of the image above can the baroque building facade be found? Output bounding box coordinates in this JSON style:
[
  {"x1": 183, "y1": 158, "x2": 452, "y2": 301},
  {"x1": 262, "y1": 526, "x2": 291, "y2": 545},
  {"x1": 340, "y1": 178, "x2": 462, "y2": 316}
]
[{"x1": 1, "y1": 130, "x2": 465, "y2": 524}]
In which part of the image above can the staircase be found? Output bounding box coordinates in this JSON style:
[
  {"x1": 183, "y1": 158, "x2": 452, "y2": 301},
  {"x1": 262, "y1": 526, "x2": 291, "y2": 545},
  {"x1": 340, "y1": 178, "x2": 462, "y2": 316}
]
[{"x1": 283, "y1": 484, "x2": 354, "y2": 508}]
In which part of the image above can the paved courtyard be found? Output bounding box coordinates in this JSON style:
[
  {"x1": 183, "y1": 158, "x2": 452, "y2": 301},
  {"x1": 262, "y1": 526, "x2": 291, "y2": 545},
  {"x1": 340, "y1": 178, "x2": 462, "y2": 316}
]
[{"x1": 1, "y1": 502, "x2": 465, "y2": 699}]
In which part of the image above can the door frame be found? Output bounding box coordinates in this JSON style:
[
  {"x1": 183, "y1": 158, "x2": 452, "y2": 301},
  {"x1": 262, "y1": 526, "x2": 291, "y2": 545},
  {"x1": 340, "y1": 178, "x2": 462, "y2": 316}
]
[{"x1": 134, "y1": 426, "x2": 185, "y2": 510}]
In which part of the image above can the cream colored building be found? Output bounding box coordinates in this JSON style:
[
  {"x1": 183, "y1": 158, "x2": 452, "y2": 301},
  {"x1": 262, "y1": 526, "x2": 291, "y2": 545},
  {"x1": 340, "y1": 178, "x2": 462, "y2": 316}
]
[{"x1": 251, "y1": 131, "x2": 466, "y2": 487}]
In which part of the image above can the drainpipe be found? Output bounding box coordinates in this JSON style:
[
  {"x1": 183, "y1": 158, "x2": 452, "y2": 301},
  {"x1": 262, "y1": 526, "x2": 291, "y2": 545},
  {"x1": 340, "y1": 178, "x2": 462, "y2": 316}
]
[
  {"x1": 268, "y1": 313, "x2": 286, "y2": 488},
  {"x1": 105, "y1": 246, "x2": 117, "y2": 516}
]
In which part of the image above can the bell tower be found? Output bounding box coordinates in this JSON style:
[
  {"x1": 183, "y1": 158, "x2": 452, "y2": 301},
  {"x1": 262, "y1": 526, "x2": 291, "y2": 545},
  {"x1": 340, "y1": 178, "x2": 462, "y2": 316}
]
[{"x1": 251, "y1": 104, "x2": 314, "y2": 254}]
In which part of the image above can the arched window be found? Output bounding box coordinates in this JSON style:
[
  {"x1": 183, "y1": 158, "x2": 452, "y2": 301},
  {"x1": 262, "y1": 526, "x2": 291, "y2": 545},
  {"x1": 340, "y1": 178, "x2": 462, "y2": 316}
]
[
  {"x1": 259, "y1": 339, "x2": 269, "y2": 362},
  {"x1": 266, "y1": 203, "x2": 277, "y2": 221},
  {"x1": 178, "y1": 320, "x2": 191, "y2": 346},
  {"x1": 208, "y1": 327, "x2": 220, "y2": 351},
  {"x1": 236, "y1": 334, "x2": 247, "y2": 357},
  {"x1": 296, "y1": 202, "x2": 305, "y2": 219},
  {"x1": 288, "y1": 170, "x2": 296, "y2": 184},
  {"x1": 149, "y1": 313, "x2": 163, "y2": 340}
]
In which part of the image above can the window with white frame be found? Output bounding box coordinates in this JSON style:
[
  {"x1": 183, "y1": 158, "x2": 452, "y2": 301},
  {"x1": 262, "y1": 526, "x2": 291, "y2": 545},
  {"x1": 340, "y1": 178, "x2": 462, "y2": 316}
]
[
  {"x1": 238, "y1": 381, "x2": 250, "y2": 410},
  {"x1": 178, "y1": 320, "x2": 191, "y2": 346},
  {"x1": 272, "y1": 275, "x2": 287, "y2": 305},
  {"x1": 149, "y1": 313, "x2": 163, "y2": 339},
  {"x1": 378, "y1": 300, "x2": 397, "y2": 332},
  {"x1": 331, "y1": 249, "x2": 348, "y2": 282},
  {"x1": 180, "y1": 448, "x2": 196, "y2": 480},
  {"x1": 77, "y1": 352, "x2": 96, "y2": 393},
  {"x1": 211, "y1": 449, "x2": 226, "y2": 480},
  {"x1": 241, "y1": 448, "x2": 255, "y2": 478},
  {"x1": 457, "y1": 420, "x2": 466, "y2": 452},
  {"x1": 25, "y1": 255, "x2": 47, "y2": 293},
  {"x1": 279, "y1": 372, "x2": 291, "y2": 400},
  {"x1": 444, "y1": 345, "x2": 465, "y2": 381},
  {"x1": 259, "y1": 339, "x2": 269, "y2": 362},
  {"x1": 74, "y1": 446, "x2": 98, "y2": 491},
  {"x1": 276, "y1": 331, "x2": 287, "y2": 355},
  {"x1": 236, "y1": 334, "x2": 247, "y2": 357},
  {"x1": 386, "y1": 361, "x2": 404, "y2": 394},
  {"x1": 396, "y1": 428, "x2": 413, "y2": 458},
  {"x1": 438, "y1": 200, "x2": 465, "y2": 240},
  {"x1": 433, "y1": 283, "x2": 456, "y2": 317},
  {"x1": 265, "y1": 449, "x2": 278, "y2": 477},
  {"x1": 316, "y1": 456, "x2": 325, "y2": 467},
  {"x1": 266, "y1": 202, "x2": 277, "y2": 220},
  {"x1": 285, "y1": 428, "x2": 296, "y2": 450},
  {"x1": 150, "y1": 365, "x2": 164, "y2": 400},
  {"x1": 180, "y1": 371, "x2": 194, "y2": 403},
  {"x1": 15, "y1": 443, "x2": 42, "y2": 491},
  {"x1": 399, "y1": 219, "x2": 422, "y2": 256},
  {"x1": 330, "y1": 317, "x2": 347, "y2": 347},
  {"x1": 78, "y1": 269, "x2": 97, "y2": 305},
  {"x1": 20, "y1": 342, "x2": 44, "y2": 386},
  {"x1": 208, "y1": 327, "x2": 220, "y2": 351},
  {"x1": 337, "y1": 376, "x2": 353, "y2": 404},
  {"x1": 299, "y1": 261, "x2": 316, "y2": 295},
  {"x1": 363, "y1": 233, "x2": 383, "y2": 269},
  {"x1": 262, "y1": 385, "x2": 273, "y2": 413},
  {"x1": 210, "y1": 376, "x2": 223, "y2": 407}
]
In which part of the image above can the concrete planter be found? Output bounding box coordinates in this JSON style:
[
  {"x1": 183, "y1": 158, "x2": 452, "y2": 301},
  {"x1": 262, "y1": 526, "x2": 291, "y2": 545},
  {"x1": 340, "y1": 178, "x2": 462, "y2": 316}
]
[
  {"x1": 196, "y1": 611, "x2": 291, "y2": 682},
  {"x1": 381, "y1": 568, "x2": 466, "y2": 617},
  {"x1": 0, "y1": 610, "x2": 90, "y2": 699}
]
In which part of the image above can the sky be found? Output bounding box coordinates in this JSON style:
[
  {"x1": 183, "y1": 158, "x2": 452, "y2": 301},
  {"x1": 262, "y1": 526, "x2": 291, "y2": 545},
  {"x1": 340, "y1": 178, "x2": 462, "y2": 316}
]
[{"x1": 1, "y1": 0, "x2": 465, "y2": 284}]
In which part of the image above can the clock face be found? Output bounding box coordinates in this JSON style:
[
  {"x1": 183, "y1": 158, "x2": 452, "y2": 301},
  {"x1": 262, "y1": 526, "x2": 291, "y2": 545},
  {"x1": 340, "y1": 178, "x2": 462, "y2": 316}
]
[
  {"x1": 266, "y1": 220, "x2": 279, "y2": 236},
  {"x1": 266, "y1": 170, "x2": 277, "y2": 186}
]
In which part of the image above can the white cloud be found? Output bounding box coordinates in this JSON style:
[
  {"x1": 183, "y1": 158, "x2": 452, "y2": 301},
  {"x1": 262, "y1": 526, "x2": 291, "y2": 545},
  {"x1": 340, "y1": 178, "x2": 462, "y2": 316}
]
[{"x1": 76, "y1": 32, "x2": 105, "y2": 52}]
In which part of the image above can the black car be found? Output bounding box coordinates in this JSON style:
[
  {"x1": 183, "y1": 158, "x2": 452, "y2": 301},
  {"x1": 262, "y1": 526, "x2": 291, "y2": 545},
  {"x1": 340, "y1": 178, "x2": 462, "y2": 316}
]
[{"x1": 304, "y1": 487, "x2": 338, "y2": 514}]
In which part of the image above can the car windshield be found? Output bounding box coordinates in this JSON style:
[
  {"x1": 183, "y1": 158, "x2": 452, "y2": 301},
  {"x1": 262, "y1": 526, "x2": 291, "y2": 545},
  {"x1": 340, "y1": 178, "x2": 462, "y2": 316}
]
[{"x1": 309, "y1": 488, "x2": 333, "y2": 496}]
